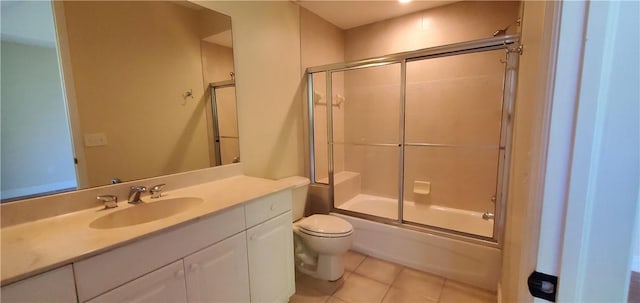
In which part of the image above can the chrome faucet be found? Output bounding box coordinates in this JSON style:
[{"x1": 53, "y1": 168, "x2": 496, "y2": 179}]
[
  {"x1": 482, "y1": 212, "x2": 495, "y2": 220},
  {"x1": 97, "y1": 194, "x2": 118, "y2": 209},
  {"x1": 149, "y1": 183, "x2": 166, "y2": 199},
  {"x1": 128, "y1": 186, "x2": 147, "y2": 204}
]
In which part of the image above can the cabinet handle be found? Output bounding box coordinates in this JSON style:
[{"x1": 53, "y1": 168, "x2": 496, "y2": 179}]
[
  {"x1": 190, "y1": 263, "x2": 200, "y2": 272},
  {"x1": 175, "y1": 270, "x2": 185, "y2": 278}
]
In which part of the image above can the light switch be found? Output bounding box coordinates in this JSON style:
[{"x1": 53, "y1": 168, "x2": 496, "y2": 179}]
[{"x1": 84, "y1": 133, "x2": 108, "y2": 147}]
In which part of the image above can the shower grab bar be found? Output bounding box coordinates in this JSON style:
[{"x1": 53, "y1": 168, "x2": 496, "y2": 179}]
[
  {"x1": 405, "y1": 143, "x2": 504, "y2": 150},
  {"x1": 219, "y1": 136, "x2": 239, "y2": 139},
  {"x1": 330, "y1": 141, "x2": 503, "y2": 150},
  {"x1": 331, "y1": 142, "x2": 400, "y2": 147}
]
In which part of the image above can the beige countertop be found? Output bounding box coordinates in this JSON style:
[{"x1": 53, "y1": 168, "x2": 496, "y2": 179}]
[{"x1": 1, "y1": 175, "x2": 291, "y2": 286}]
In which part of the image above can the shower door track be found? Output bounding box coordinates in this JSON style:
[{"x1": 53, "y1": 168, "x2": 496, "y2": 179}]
[
  {"x1": 307, "y1": 34, "x2": 519, "y2": 73},
  {"x1": 307, "y1": 34, "x2": 521, "y2": 246}
]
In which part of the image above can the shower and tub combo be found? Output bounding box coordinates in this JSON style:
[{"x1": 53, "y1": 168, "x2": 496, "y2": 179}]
[{"x1": 305, "y1": 34, "x2": 520, "y2": 291}]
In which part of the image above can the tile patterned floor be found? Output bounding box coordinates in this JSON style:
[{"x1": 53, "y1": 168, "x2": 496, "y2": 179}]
[{"x1": 290, "y1": 251, "x2": 497, "y2": 303}]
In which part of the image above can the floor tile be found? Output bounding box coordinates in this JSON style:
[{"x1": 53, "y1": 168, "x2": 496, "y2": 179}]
[
  {"x1": 296, "y1": 270, "x2": 344, "y2": 296},
  {"x1": 344, "y1": 251, "x2": 366, "y2": 272},
  {"x1": 289, "y1": 284, "x2": 330, "y2": 303},
  {"x1": 439, "y1": 280, "x2": 496, "y2": 303},
  {"x1": 392, "y1": 268, "x2": 445, "y2": 301},
  {"x1": 326, "y1": 296, "x2": 347, "y2": 303},
  {"x1": 382, "y1": 286, "x2": 437, "y2": 303},
  {"x1": 292, "y1": 253, "x2": 496, "y2": 303},
  {"x1": 333, "y1": 273, "x2": 390, "y2": 303},
  {"x1": 355, "y1": 257, "x2": 403, "y2": 284},
  {"x1": 342, "y1": 271, "x2": 352, "y2": 281}
]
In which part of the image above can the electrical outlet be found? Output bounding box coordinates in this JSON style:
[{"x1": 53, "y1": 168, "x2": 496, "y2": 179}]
[{"x1": 84, "y1": 133, "x2": 108, "y2": 147}]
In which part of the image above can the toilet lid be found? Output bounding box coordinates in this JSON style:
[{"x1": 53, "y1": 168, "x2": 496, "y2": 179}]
[{"x1": 298, "y1": 214, "x2": 353, "y2": 236}]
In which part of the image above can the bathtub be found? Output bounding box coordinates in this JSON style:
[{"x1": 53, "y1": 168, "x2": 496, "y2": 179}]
[
  {"x1": 333, "y1": 194, "x2": 501, "y2": 291},
  {"x1": 337, "y1": 194, "x2": 494, "y2": 237}
]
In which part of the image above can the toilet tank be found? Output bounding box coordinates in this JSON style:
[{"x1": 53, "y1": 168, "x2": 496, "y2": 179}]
[{"x1": 279, "y1": 176, "x2": 310, "y2": 221}]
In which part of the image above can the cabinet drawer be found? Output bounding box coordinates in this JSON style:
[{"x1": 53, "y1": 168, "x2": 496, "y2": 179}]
[
  {"x1": 75, "y1": 206, "x2": 245, "y2": 302},
  {"x1": 245, "y1": 190, "x2": 291, "y2": 228}
]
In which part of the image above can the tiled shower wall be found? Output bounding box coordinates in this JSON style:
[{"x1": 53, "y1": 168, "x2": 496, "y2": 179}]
[
  {"x1": 303, "y1": 1, "x2": 521, "y2": 212},
  {"x1": 342, "y1": 1, "x2": 520, "y2": 212},
  {"x1": 300, "y1": 8, "x2": 346, "y2": 183}
]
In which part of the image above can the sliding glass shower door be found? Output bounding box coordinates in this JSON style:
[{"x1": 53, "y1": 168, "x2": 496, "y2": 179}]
[
  {"x1": 331, "y1": 64, "x2": 402, "y2": 220},
  {"x1": 307, "y1": 35, "x2": 520, "y2": 243},
  {"x1": 403, "y1": 50, "x2": 507, "y2": 238}
]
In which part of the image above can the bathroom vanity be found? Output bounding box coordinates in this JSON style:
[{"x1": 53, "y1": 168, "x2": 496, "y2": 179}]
[{"x1": 1, "y1": 165, "x2": 295, "y2": 303}]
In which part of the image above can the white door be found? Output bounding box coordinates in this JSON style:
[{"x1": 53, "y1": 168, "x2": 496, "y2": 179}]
[
  {"x1": 184, "y1": 232, "x2": 250, "y2": 303},
  {"x1": 246, "y1": 211, "x2": 294, "y2": 303},
  {"x1": 86, "y1": 260, "x2": 187, "y2": 303},
  {"x1": 535, "y1": 1, "x2": 640, "y2": 302}
]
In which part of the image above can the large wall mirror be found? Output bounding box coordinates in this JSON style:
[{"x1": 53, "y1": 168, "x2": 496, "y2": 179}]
[{"x1": 0, "y1": 1, "x2": 238, "y2": 202}]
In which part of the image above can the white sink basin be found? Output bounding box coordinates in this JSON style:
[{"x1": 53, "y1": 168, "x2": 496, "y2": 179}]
[{"x1": 90, "y1": 197, "x2": 203, "y2": 229}]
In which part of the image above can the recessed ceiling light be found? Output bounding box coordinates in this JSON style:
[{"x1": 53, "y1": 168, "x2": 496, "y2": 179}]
[{"x1": 399, "y1": 0, "x2": 412, "y2": 4}]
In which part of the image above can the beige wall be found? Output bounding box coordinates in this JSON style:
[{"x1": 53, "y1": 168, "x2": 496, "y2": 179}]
[
  {"x1": 345, "y1": 1, "x2": 520, "y2": 60},
  {"x1": 501, "y1": 1, "x2": 558, "y2": 302},
  {"x1": 341, "y1": 1, "x2": 520, "y2": 212},
  {"x1": 198, "y1": 7, "x2": 233, "y2": 40},
  {"x1": 62, "y1": 1, "x2": 211, "y2": 186},
  {"x1": 300, "y1": 8, "x2": 345, "y2": 182},
  {"x1": 201, "y1": 42, "x2": 238, "y2": 165},
  {"x1": 202, "y1": 42, "x2": 234, "y2": 84},
  {"x1": 195, "y1": 1, "x2": 304, "y2": 179}
]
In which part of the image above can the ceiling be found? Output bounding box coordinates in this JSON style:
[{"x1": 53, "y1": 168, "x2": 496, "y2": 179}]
[
  {"x1": 203, "y1": 30, "x2": 233, "y2": 48},
  {"x1": 295, "y1": 0, "x2": 457, "y2": 30}
]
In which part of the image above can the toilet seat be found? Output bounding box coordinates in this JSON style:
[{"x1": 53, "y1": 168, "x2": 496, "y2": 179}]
[{"x1": 297, "y1": 215, "x2": 353, "y2": 238}]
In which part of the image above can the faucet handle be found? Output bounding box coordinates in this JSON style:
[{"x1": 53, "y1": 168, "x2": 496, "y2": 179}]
[
  {"x1": 97, "y1": 195, "x2": 118, "y2": 209},
  {"x1": 129, "y1": 186, "x2": 147, "y2": 193},
  {"x1": 150, "y1": 183, "x2": 166, "y2": 199}
]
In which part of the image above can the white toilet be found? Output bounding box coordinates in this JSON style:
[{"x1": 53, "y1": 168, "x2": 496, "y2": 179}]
[{"x1": 280, "y1": 176, "x2": 353, "y2": 281}]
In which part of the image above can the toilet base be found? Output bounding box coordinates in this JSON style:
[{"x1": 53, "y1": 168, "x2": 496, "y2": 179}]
[{"x1": 295, "y1": 254, "x2": 345, "y2": 281}]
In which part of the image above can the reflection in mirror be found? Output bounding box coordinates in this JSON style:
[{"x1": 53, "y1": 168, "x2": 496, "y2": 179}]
[
  {"x1": 0, "y1": 1, "x2": 237, "y2": 202},
  {"x1": 210, "y1": 81, "x2": 240, "y2": 166}
]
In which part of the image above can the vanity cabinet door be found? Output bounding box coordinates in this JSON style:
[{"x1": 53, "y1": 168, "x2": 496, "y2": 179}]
[
  {"x1": 183, "y1": 232, "x2": 250, "y2": 303},
  {"x1": 1, "y1": 265, "x2": 77, "y2": 303},
  {"x1": 86, "y1": 260, "x2": 187, "y2": 303},
  {"x1": 246, "y1": 211, "x2": 294, "y2": 303}
]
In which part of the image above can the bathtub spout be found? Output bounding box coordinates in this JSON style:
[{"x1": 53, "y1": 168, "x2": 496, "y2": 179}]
[{"x1": 482, "y1": 212, "x2": 495, "y2": 220}]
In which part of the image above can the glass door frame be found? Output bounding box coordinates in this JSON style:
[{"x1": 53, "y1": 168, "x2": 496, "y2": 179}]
[
  {"x1": 306, "y1": 35, "x2": 521, "y2": 247},
  {"x1": 210, "y1": 80, "x2": 236, "y2": 166}
]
